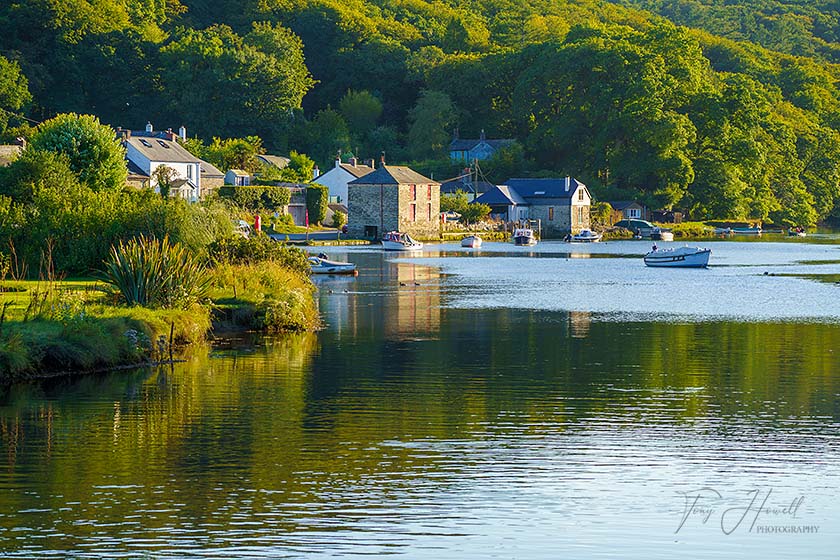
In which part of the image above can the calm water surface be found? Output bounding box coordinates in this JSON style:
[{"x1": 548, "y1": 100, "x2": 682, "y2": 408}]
[{"x1": 1, "y1": 240, "x2": 839, "y2": 558}]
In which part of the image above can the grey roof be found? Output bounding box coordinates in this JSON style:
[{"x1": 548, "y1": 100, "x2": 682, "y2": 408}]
[
  {"x1": 440, "y1": 178, "x2": 495, "y2": 195},
  {"x1": 348, "y1": 165, "x2": 438, "y2": 185},
  {"x1": 0, "y1": 145, "x2": 22, "y2": 167},
  {"x1": 501, "y1": 178, "x2": 586, "y2": 199},
  {"x1": 328, "y1": 203, "x2": 348, "y2": 214},
  {"x1": 257, "y1": 154, "x2": 291, "y2": 169},
  {"x1": 609, "y1": 200, "x2": 644, "y2": 211},
  {"x1": 449, "y1": 138, "x2": 514, "y2": 151},
  {"x1": 474, "y1": 185, "x2": 528, "y2": 206},
  {"x1": 199, "y1": 159, "x2": 224, "y2": 178},
  {"x1": 339, "y1": 162, "x2": 375, "y2": 178},
  {"x1": 127, "y1": 160, "x2": 149, "y2": 177},
  {"x1": 126, "y1": 136, "x2": 199, "y2": 164}
]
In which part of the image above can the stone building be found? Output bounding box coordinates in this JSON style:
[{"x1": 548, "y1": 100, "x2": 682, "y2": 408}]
[
  {"x1": 474, "y1": 177, "x2": 591, "y2": 237},
  {"x1": 347, "y1": 165, "x2": 440, "y2": 239}
]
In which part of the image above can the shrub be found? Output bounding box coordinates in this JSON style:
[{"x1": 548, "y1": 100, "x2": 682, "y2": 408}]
[
  {"x1": 306, "y1": 184, "x2": 329, "y2": 225},
  {"x1": 332, "y1": 210, "x2": 347, "y2": 228},
  {"x1": 207, "y1": 235, "x2": 310, "y2": 274},
  {"x1": 100, "y1": 235, "x2": 212, "y2": 309}
]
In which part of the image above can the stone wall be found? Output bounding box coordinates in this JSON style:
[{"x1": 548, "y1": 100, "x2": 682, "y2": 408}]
[
  {"x1": 528, "y1": 202, "x2": 590, "y2": 238},
  {"x1": 348, "y1": 182, "x2": 440, "y2": 239},
  {"x1": 201, "y1": 177, "x2": 224, "y2": 199}
]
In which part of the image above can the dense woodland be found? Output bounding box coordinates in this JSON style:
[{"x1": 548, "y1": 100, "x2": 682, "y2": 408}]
[{"x1": 2, "y1": 0, "x2": 840, "y2": 224}]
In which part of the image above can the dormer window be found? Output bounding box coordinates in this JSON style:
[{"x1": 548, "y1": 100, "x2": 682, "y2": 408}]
[
  {"x1": 534, "y1": 191, "x2": 545, "y2": 195},
  {"x1": 578, "y1": 189, "x2": 584, "y2": 201}
]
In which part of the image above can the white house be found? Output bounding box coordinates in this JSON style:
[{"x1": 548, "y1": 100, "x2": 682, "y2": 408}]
[
  {"x1": 313, "y1": 158, "x2": 375, "y2": 204},
  {"x1": 124, "y1": 135, "x2": 202, "y2": 201},
  {"x1": 225, "y1": 169, "x2": 251, "y2": 186}
]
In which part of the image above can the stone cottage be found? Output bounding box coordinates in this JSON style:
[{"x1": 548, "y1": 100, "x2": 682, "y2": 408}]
[
  {"x1": 474, "y1": 177, "x2": 591, "y2": 237},
  {"x1": 347, "y1": 165, "x2": 440, "y2": 239}
]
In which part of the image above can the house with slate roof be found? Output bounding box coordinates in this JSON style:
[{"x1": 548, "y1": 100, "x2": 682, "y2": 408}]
[
  {"x1": 608, "y1": 200, "x2": 648, "y2": 221},
  {"x1": 449, "y1": 129, "x2": 514, "y2": 162},
  {"x1": 347, "y1": 163, "x2": 440, "y2": 239},
  {"x1": 314, "y1": 157, "x2": 376, "y2": 204},
  {"x1": 474, "y1": 177, "x2": 591, "y2": 237}
]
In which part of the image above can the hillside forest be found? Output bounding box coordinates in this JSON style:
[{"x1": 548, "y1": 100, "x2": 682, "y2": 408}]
[{"x1": 2, "y1": 0, "x2": 840, "y2": 225}]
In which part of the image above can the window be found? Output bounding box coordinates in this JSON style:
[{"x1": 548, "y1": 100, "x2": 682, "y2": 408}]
[
  {"x1": 410, "y1": 185, "x2": 416, "y2": 201},
  {"x1": 157, "y1": 140, "x2": 170, "y2": 149},
  {"x1": 139, "y1": 139, "x2": 152, "y2": 148},
  {"x1": 628, "y1": 208, "x2": 641, "y2": 218},
  {"x1": 578, "y1": 206, "x2": 584, "y2": 225},
  {"x1": 578, "y1": 188, "x2": 584, "y2": 201},
  {"x1": 428, "y1": 203, "x2": 432, "y2": 221},
  {"x1": 427, "y1": 185, "x2": 432, "y2": 199},
  {"x1": 410, "y1": 203, "x2": 416, "y2": 222},
  {"x1": 187, "y1": 165, "x2": 193, "y2": 179},
  {"x1": 548, "y1": 207, "x2": 554, "y2": 221}
]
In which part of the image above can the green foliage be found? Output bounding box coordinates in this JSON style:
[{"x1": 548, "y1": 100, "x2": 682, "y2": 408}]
[
  {"x1": 332, "y1": 210, "x2": 347, "y2": 228},
  {"x1": 100, "y1": 235, "x2": 212, "y2": 309},
  {"x1": 208, "y1": 235, "x2": 310, "y2": 275},
  {"x1": 460, "y1": 202, "x2": 491, "y2": 224},
  {"x1": 28, "y1": 113, "x2": 127, "y2": 191},
  {"x1": 590, "y1": 201, "x2": 613, "y2": 228},
  {"x1": 0, "y1": 56, "x2": 31, "y2": 132},
  {"x1": 306, "y1": 184, "x2": 329, "y2": 225},
  {"x1": 339, "y1": 89, "x2": 383, "y2": 136},
  {"x1": 408, "y1": 90, "x2": 458, "y2": 160},
  {"x1": 441, "y1": 190, "x2": 469, "y2": 214}
]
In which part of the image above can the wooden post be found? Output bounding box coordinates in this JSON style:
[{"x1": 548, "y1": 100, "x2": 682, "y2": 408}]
[{"x1": 169, "y1": 322, "x2": 174, "y2": 362}]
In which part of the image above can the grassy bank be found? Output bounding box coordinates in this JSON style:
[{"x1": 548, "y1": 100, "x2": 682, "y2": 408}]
[{"x1": 0, "y1": 260, "x2": 319, "y2": 382}]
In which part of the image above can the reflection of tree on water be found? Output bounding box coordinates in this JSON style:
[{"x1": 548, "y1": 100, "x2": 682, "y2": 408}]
[{"x1": 569, "y1": 311, "x2": 592, "y2": 338}]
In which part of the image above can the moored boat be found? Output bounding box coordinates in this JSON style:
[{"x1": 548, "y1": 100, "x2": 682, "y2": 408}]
[
  {"x1": 308, "y1": 256, "x2": 357, "y2": 275},
  {"x1": 571, "y1": 229, "x2": 602, "y2": 243},
  {"x1": 382, "y1": 231, "x2": 423, "y2": 251},
  {"x1": 732, "y1": 226, "x2": 762, "y2": 235},
  {"x1": 513, "y1": 228, "x2": 538, "y2": 246},
  {"x1": 788, "y1": 227, "x2": 806, "y2": 237},
  {"x1": 644, "y1": 246, "x2": 711, "y2": 268},
  {"x1": 650, "y1": 228, "x2": 674, "y2": 241},
  {"x1": 461, "y1": 235, "x2": 482, "y2": 248}
]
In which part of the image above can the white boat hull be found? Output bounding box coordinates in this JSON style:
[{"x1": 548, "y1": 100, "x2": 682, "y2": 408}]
[
  {"x1": 382, "y1": 240, "x2": 423, "y2": 251},
  {"x1": 461, "y1": 236, "x2": 482, "y2": 248},
  {"x1": 514, "y1": 236, "x2": 537, "y2": 246},
  {"x1": 309, "y1": 257, "x2": 357, "y2": 275},
  {"x1": 644, "y1": 248, "x2": 711, "y2": 268}
]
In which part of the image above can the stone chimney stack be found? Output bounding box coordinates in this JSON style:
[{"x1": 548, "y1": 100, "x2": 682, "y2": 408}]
[
  {"x1": 178, "y1": 126, "x2": 187, "y2": 141},
  {"x1": 565, "y1": 176, "x2": 571, "y2": 192},
  {"x1": 349, "y1": 157, "x2": 357, "y2": 167},
  {"x1": 379, "y1": 151, "x2": 386, "y2": 168},
  {"x1": 313, "y1": 165, "x2": 320, "y2": 180},
  {"x1": 145, "y1": 121, "x2": 153, "y2": 133}
]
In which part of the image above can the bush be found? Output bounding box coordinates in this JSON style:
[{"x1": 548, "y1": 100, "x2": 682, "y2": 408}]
[
  {"x1": 100, "y1": 235, "x2": 212, "y2": 309},
  {"x1": 208, "y1": 235, "x2": 310, "y2": 274},
  {"x1": 332, "y1": 210, "x2": 347, "y2": 228},
  {"x1": 306, "y1": 184, "x2": 329, "y2": 225}
]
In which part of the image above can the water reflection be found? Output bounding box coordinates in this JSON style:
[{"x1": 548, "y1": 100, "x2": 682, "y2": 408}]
[{"x1": 0, "y1": 250, "x2": 838, "y2": 557}]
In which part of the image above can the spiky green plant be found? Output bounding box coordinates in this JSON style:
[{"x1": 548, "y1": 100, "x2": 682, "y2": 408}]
[{"x1": 100, "y1": 236, "x2": 212, "y2": 309}]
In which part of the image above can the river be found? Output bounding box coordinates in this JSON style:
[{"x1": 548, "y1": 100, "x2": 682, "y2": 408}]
[{"x1": 1, "y1": 240, "x2": 838, "y2": 558}]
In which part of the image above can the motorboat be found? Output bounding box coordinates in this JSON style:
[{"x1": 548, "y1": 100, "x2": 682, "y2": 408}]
[
  {"x1": 732, "y1": 226, "x2": 762, "y2": 235},
  {"x1": 714, "y1": 227, "x2": 734, "y2": 236},
  {"x1": 382, "y1": 231, "x2": 423, "y2": 251},
  {"x1": 788, "y1": 227, "x2": 806, "y2": 237},
  {"x1": 461, "y1": 235, "x2": 482, "y2": 248},
  {"x1": 571, "y1": 229, "x2": 602, "y2": 243},
  {"x1": 308, "y1": 256, "x2": 357, "y2": 275},
  {"x1": 650, "y1": 228, "x2": 674, "y2": 241},
  {"x1": 513, "y1": 228, "x2": 538, "y2": 246},
  {"x1": 644, "y1": 246, "x2": 711, "y2": 268}
]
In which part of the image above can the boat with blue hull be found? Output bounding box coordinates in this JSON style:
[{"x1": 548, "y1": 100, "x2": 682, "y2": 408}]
[{"x1": 644, "y1": 246, "x2": 711, "y2": 268}]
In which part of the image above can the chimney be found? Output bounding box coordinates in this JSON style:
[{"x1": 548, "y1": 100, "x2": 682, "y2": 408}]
[
  {"x1": 313, "y1": 165, "x2": 320, "y2": 180},
  {"x1": 480, "y1": 128, "x2": 486, "y2": 141},
  {"x1": 364, "y1": 158, "x2": 374, "y2": 168},
  {"x1": 380, "y1": 151, "x2": 386, "y2": 168},
  {"x1": 565, "y1": 176, "x2": 571, "y2": 192},
  {"x1": 13, "y1": 136, "x2": 26, "y2": 148},
  {"x1": 145, "y1": 121, "x2": 153, "y2": 133},
  {"x1": 178, "y1": 125, "x2": 187, "y2": 141},
  {"x1": 349, "y1": 157, "x2": 357, "y2": 167},
  {"x1": 335, "y1": 158, "x2": 341, "y2": 169},
  {"x1": 166, "y1": 128, "x2": 177, "y2": 141}
]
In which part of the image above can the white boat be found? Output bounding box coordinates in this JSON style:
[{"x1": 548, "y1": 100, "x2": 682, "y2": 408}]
[
  {"x1": 382, "y1": 231, "x2": 423, "y2": 251},
  {"x1": 513, "y1": 228, "x2": 537, "y2": 246},
  {"x1": 461, "y1": 235, "x2": 482, "y2": 248},
  {"x1": 571, "y1": 229, "x2": 602, "y2": 243},
  {"x1": 650, "y1": 228, "x2": 674, "y2": 241},
  {"x1": 732, "y1": 227, "x2": 762, "y2": 235},
  {"x1": 308, "y1": 256, "x2": 357, "y2": 275},
  {"x1": 644, "y1": 246, "x2": 711, "y2": 268}
]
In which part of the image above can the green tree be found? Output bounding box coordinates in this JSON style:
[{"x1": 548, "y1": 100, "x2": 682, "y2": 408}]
[
  {"x1": 306, "y1": 184, "x2": 329, "y2": 225},
  {"x1": 0, "y1": 56, "x2": 31, "y2": 132},
  {"x1": 152, "y1": 164, "x2": 178, "y2": 198},
  {"x1": 28, "y1": 113, "x2": 127, "y2": 191},
  {"x1": 460, "y1": 201, "x2": 491, "y2": 224},
  {"x1": 407, "y1": 90, "x2": 458, "y2": 160},
  {"x1": 339, "y1": 90, "x2": 382, "y2": 137}
]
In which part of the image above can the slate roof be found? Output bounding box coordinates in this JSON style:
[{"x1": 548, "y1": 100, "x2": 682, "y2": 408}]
[
  {"x1": 257, "y1": 154, "x2": 290, "y2": 169},
  {"x1": 127, "y1": 136, "x2": 199, "y2": 164},
  {"x1": 608, "y1": 200, "x2": 643, "y2": 211},
  {"x1": 227, "y1": 169, "x2": 250, "y2": 176},
  {"x1": 449, "y1": 138, "x2": 514, "y2": 151},
  {"x1": 328, "y1": 203, "x2": 348, "y2": 214},
  {"x1": 348, "y1": 165, "x2": 438, "y2": 185},
  {"x1": 440, "y1": 178, "x2": 495, "y2": 195},
  {"x1": 199, "y1": 160, "x2": 224, "y2": 178},
  {"x1": 0, "y1": 145, "x2": 22, "y2": 167},
  {"x1": 339, "y1": 162, "x2": 375, "y2": 178},
  {"x1": 474, "y1": 185, "x2": 528, "y2": 206},
  {"x1": 501, "y1": 178, "x2": 585, "y2": 199},
  {"x1": 127, "y1": 160, "x2": 149, "y2": 178}
]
